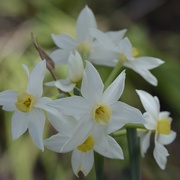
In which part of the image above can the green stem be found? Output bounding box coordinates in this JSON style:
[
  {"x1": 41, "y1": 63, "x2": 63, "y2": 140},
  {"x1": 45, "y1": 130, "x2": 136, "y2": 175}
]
[
  {"x1": 126, "y1": 128, "x2": 140, "y2": 180},
  {"x1": 104, "y1": 60, "x2": 124, "y2": 89},
  {"x1": 94, "y1": 152, "x2": 104, "y2": 180}
]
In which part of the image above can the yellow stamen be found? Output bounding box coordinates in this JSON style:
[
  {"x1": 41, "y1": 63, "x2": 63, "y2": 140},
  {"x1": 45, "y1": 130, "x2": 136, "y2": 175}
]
[
  {"x1": 119, "y1": 53, "x2": 127, "y2": 63},
  {"x1": 77, "y1": 135, "x2": 94, "y2": 153},
  {"x1": 92, "y1": 103, "x2": 112, "y2": 124},
  {"x1": 15, "y1": 92, "x2": 35, "y2": 112},
  {"x1": 157, "y1": 118, "x2": 171, "y2": 135},
  {"x1": 132, "y1": 47, "x2": 139, "y2": 57},
  {"x1": 76, "y1": 43, "x2": 91, "y2": 60}
]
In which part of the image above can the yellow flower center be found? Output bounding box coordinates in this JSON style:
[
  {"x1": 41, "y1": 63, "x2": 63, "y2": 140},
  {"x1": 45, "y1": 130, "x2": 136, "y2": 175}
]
[
  {"x1": 119, "y1": 47, "x2": 139, "y2": 63},
  {"x1": 15, "y1": 92, "x2": 35, "y2": 112},
  {"x1": 77, "y1": 135, "x2": 94, "y2": 153},
  {"x1": 157, "y1": 118, "x2": 171, "y2": 135},
  {"x1": 92, "y1": 103, "x2": 112, "y2": 124},
  {"x1": 76, "y1": 43, "x2": 91, "y2": 60},
  {"x1": 132, "y1": 47, "x2": 139, "y2": 57}
]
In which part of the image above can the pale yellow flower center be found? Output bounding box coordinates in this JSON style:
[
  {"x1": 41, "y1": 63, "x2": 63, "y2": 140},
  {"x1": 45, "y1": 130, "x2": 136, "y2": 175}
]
[
  {"x1": 92, "y1": 103, "x2": 112, "y2": 124},
  {"x1": 157, "y1": 118, "x2": 171, "y2": 135},
  {"x1": 119, "y1": 47, "x2": 139, "y2": 63},
  {"x1": 132, "y1": 47, "x2": 139, "y2": 57},
  {"x1": 15, "y1": 92, "x2": 35, "y2": 112},
  {"x1": 77, "y1": 135, "x2": 94, "y2": 152},
  {"x1": 76, "y1": 43, "x2": 91, "y2": 60}
]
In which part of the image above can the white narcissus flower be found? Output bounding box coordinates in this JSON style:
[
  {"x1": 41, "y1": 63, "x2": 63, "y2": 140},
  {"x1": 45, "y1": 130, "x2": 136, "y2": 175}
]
[
  {"x1": 50, "y1": 5, "x2": 97, "y2": 64},
  {"x1": 0, "y1": 60, "x2": 58, "y2": 151},
  {"x1": 46, "y1": 61, "x2": 145, "y2": 175},
  {"x1": 136, "y1": 90, "x2": 176, "y2": 169},
  {"x1": 45, "y1": 51, "x2": 84, "y2": 92},
  {"x1": 90, "y1": 28, "x2": 164, "y2": 86}
]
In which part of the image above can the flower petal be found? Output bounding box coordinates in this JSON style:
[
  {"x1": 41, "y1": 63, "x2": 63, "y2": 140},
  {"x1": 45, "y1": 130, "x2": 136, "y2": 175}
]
[
  {"x1": 51, "y1": 33, "x2": 77, "y2": 49},
  {"x1": 102, "y1": 70, "x2": 126, "y2": 105},
  {"x1": 71, "y1": 149, "x2": 94, "y2": 177},
  {"x1": 158, "y1": 130, "x2": 176, "y2": 145},
  {"x1": 27, "y1": 60, "x2": 46, "y2": 99},
  {"x1": 61, "y1": 116, "x2": 93, "y2": 153},
  {"x1": 50, "y1": 49, "x2": 71, "y2": 65},
  {"x1": 28, "y1": 109, "x2": 45, "y2": 151},
  {"x1": 81, "y1": 61, "x2": 104, "y2": 103},
  {"x1": 76, "y1": 6, "x2": 97, "y2": 43},
  {"x1": 44, "y1": 133, "x2": 69, "y2": 153},
  {"x1": 143, "y1": 112, "x2": 157, "y2": 130},
  {"x1": 139, "y1": 131, "x2": 151, "y2": 157},
  {"x1": 105, "y1": 29, "x2": 127, "y2": 44},
  {"x1": 11, "y1": 111, "x2": 28, "y2": 140},
  {"x1": 132, "y1": 57, "x2": 164, "y2": 69},
  {"x1": 94, "y1": 134, "x2": 124, "y2": 159},
  {"x1": 108, "y1": 101, "x2": 146, "y2": 134},
  {"x1": 55, "y1": 79, "x2": 76, "y2": 92},
  {"x1": 125, "y1": 61, "x2": 158, "y2": 86},
  {"x1": 0, "y1": 90, "x2": 18, "y2": 111},
  {"x1": 136, "y1": 90, "x2": 160, "y2": 120},
  {"x1": 48, "y1": 96, "x2": 91, "y2": 116},
  {"x1": 90, "y1": 28, "x2": 115, "y2": 50},
  {"x1": 154, "y1": 138, "x2": 169, "y2": 170}
]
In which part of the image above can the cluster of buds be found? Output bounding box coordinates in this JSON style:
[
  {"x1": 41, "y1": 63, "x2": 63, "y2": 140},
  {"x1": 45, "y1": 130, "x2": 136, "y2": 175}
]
[{"x1": 0, "y1": 5, "x2": 176, "y2": 177}]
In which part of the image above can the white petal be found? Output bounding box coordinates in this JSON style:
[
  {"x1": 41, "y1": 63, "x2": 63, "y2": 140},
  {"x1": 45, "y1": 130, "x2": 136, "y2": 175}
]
[
  {"x1": 44, "y1": 133, "x2": 69, "y2": 153},
  {"x1": 132, "y1": 57, "x2": 164, "y2": 69},
  {"x1": 44, "y1": 81, "x2": 56, "y2": 86},
  {"x1": 61, "y1": 116, "x2": 93, "y2": 152},
  {"x1": 108, "y1": 102, "x2": 146, "y2": 134},
  {"x1": 47, "y1": 113, "x2": 77, "y2": 135},
  {"x1": 124, "y1": 61, "x2": 158, "y2": 86},
  {"x1": 0, "y1": 90, "x2": 18, "y2": 111},
  {"x1": 105, "y1": 29, "x2": 127, "y2": 44},
  {"x1": 90, "y1": 28, "x2": 115, "y2": 50},
  {"x1": 102, "y1": 70, "x2": 126, "y2": 105},
  {"x1": 94, "y1": 134, "x2": 124, "y2": 159},
  {"x1": 11, "y1": 111, "x2": 28, "y2": 140},
  {"x1": 48, "y1": 96, "x2": 91, "y2": 116},
  {"x1": 154, "y1": 139, "x2": 169, "y2": 170},
  {"x1": 118, "y1": 37, "x2": 133, "y2": 60},
  {"x1": 158, "y1": 111, "x2": 171, "y2": 120},
  {"x1": 136, "y1": 90, "x2": 160, "y2": 120},
  {"x1": 158, "y1": 131, "x2": 176, "y2": 145},
  {"x1": 76, "y1": 6, "x2": 97, "y2": 43},
  {"x1": 139, "y1": 131, "x2": 151, "y2": 157},
  {"x1": 68, "y1": 51, "x2": 84, "y2": 82},
  {"x1": 50, "y1": 49, "x2": 70, "y2": 65},
  {"x1": 72, "y1": 149, "x2": 94, "y2": 177},
  {"x1": 81, "y1": 61, "x2": 104, "y2": 103},
  {"x1": 143, "y1": 112, "x2": 157, "y2": 130},
  {"x1": 91, "y1": 46, "x2": 118, "y2": 67},
  {"x1": 28, "y1": 109, "x2": 45, "y2": 151},
  {"x1": 22, "y1": 64, "x2": 29, "y2": 77},
  {"x1": 51, "y1": 33, "x2": 77, "y2": 49},
  {"x1": 27, "y1": 60, "x2": 46, "y2": 99},
  {"x1": 55, "y1": 79, "x2": 76, "y2": 92}
]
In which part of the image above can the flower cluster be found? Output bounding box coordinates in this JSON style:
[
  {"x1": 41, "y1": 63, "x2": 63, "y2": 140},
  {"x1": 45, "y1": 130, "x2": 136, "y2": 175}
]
[{"x1": 0, "y1": 5, "x2": 176, "y2": 177}]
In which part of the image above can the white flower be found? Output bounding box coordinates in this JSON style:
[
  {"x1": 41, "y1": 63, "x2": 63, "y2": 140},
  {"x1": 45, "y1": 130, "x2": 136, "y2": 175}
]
[
  {"x1": 0, "y1": 60, "x2": 58, "y2": 151},
  {"x1": 90, "y1": 28, "x2": 164, "y2": 86},
  {"x1": 45, "y1": 51, "x2": 84, "y2": 92},
  {"x1": 48, "y1": 61, "x2": 145, "y2": 133},
  {"x1": 45, "y1": 61, "x2": 145, "y2": 176},
  {"x1": 44, "y1": 121, "x2": 124, "y2": 176},
  {"x1": 50, "y1": 5, "x2": 97, "y2": 64},
  {"x1": 136, "y1": 90, "x2": 176, "y2": 169}
]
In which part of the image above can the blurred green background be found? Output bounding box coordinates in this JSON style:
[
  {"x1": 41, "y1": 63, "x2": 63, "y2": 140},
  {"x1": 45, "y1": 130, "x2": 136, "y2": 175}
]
[{"x1": 0, "y1": 0, "x2": 180, "y2": 179}]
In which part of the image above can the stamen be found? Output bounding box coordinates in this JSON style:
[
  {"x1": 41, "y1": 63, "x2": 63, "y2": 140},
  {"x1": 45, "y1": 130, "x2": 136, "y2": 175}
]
[
  {"x1": 92, "y1": 103, "x2": 112, "y2": 124},
  {"x1": 77, "y1": 135, "x2": 94, "y2": 152},
  {"x1": 15, "y1": 92, "x2": 35, "y2": 112},
  {"x1": 132, "y1": 47, "x2": 139, "y2": 57},
  {"x1": 157, "y1": 118, "x2": 171, "y2": 135}
]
